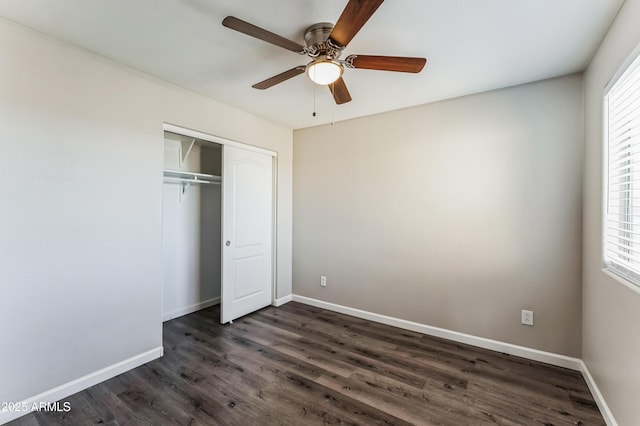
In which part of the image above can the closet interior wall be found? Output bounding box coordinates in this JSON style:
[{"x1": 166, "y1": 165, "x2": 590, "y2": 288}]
[{"x1": 162, "y1": 132, "x2": 222, "y2": 321}]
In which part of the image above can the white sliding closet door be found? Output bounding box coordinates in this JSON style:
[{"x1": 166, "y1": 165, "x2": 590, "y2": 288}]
[{"x1": 221, "y1": 145, "x2": 273, "y2": 324}]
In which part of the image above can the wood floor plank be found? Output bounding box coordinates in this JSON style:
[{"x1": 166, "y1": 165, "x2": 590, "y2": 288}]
[
  {"x1": 10, "y1": 302, "x2": 605, "y2": 426},
  {"x1": 174, "y1": 319, "x2": 411, "y2": 425},
  {"x1": 317, "y1": 370, "x2": 487, "y2": 425},
  {"x1": 252, "y1": 308, "x2": 405, "y2": 355},
  {"x1": 253, "y1": 308, "x2": 470, "y2": 392},
  {"x1": 236, "y1": 317, "x2": 358, "y2": 377},
  {"x1": 255, "y1": 306, "x2": 400, "y2": 352}
]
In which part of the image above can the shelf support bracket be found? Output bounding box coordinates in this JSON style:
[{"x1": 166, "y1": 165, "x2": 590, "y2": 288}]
[
  {"x1": 179, "y1": 181, "x2": 191, "y2": 203},
  {"x1": 180, "y1": 138, "x2": 196, "y2": 166}
]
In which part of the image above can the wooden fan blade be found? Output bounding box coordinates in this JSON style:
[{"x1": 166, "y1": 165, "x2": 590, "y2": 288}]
[
  {"x1": 223, "y1": 16, "x2": 305, "y2": 53},
  {"x1": 329, "y1": 77, "x2": 352, "y2": 104},
  {"x1": 329, "y1": 0, "x2": 385, "y2": 47},
  {"x1": 348, "y1": 55, "x2": 426, "y2": 73},
  {"x1": 252, "y1": 66, "x2": 306, "y2": 90}
]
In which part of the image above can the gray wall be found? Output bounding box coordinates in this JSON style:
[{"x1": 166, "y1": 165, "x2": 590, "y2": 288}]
[
  {"x1": 0, "y1": 17, "x2": 292, "y2": 412},
  {"x1": 583, "y1": 0, "x2": 640, "y2": 423},
  {"x1": 293, "y1": 75, "x2": 584, "y2": 356}
]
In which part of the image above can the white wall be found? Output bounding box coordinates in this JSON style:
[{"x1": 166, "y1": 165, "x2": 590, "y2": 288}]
[
  {"x1": 583, "y1": 0, "x2": 640, "y2": 423},
  {"x1": 293, "y1": 75, "x2": 584, "y2": 356},
  {"x1": 162, "y1": 139, "x2": 222, "y2": 321},
  {"x1": 0, "y1": 16, "x2": 292, "y2": 419}
]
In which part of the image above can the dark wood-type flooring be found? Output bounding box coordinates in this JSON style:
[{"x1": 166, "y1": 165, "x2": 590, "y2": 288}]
[{"x1": 12, "y1": 302, "x2": 604, "y2": 425}]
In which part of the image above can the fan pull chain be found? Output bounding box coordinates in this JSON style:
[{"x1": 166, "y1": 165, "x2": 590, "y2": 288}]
[
  {"x1": 312, "y1": 82, "x2": 317, "y2": 117},
  {"x1": 331, "y1": 83, "x2": 335, "y2": 126}
]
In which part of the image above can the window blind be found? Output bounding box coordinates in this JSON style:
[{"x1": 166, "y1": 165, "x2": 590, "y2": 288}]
[{"x1": 605, "y1": 53, "x2": 640, "y2": 287}]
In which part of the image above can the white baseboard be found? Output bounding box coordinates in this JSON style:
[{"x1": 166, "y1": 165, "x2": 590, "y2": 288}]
[
  {"x1": 580, "y1": 361, "x2": 617, "y2": 426},
  {"x1": 273, "y1": 294, "x2": 292, "y2": 307},
  {"x1": 292, "y1": 295, "x2": 582, "y2": 370},
  {"x1": 0, "y1": 347, "x2": 163, "y2": 425},
  {"x1": 163, "y1": 296, "x2": 220, "y2": 322}
]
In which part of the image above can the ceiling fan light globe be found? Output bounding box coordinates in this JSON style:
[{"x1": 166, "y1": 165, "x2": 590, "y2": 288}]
[{"x1": 307, "y1": 60, "x2": 343, "y2": 85}]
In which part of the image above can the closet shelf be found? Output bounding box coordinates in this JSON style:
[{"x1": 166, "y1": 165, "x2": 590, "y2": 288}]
[{"x1": 163, "y1": 169, "x2": 221, "y2": 185}]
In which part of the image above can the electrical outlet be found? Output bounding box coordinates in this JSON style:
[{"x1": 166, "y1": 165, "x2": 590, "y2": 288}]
[
  {"x1": 320, "y1": 276, "x2": 327, "y2": 287},
  {"x1": 521, "y1": 310, "x2": 534, "y2": 326}
]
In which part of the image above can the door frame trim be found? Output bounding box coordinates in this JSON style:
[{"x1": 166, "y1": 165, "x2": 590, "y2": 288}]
[
  {"x1": 162, "y1": 123, "x2": 279, "y2": 317},
  {"x1": 163, "y1": 123, "x2": 277, "y2": 158}
]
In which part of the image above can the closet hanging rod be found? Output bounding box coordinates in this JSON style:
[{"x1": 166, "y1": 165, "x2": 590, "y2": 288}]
[
  {"x1": 163, "y1": 176, "x2": 221, "y2": 185},
  {"x1": 164, "y1": 170, "x2": 221, "y2": 186},
  {"x1": 164, "y1": 169, "x2": 220, "y2": 180}
]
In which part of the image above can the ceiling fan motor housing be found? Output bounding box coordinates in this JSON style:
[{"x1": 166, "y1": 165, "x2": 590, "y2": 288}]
[{"x1": 304, "y1": 22, "x2": 342, "y2": 59}]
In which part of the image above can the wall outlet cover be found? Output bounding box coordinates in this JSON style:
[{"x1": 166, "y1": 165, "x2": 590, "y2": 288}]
[{"x1": 521, "y1": 309, "x2": 534, "y2": 326}]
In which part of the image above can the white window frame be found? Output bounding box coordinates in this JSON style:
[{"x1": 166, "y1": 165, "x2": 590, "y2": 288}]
[{"x1": 603, "y1": 43, "x2": 640, "y2": 291}]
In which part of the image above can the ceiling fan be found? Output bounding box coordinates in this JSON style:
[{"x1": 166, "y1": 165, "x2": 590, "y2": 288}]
[{"x1": 222, "y1": 0, "x2": 427, "y2": 105}]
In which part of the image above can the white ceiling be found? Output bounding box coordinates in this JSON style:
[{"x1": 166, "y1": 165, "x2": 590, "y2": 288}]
[{"x1": 0, "y1": 0, "x2": 624, "y2": 129}]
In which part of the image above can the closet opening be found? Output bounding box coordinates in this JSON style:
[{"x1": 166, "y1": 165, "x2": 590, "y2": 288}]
[{"x1": 162, "y1": 131, "x2": 222, "y2": 322}]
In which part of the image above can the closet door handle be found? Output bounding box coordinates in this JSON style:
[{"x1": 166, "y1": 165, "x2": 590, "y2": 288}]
[{"x1": 225, "y1": 240, "x2": 231, "y2": 247}]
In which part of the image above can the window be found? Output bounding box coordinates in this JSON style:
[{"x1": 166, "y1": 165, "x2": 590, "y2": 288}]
[{"x1": 604, "y1": 51, "x2": 640, "y2": 287}]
